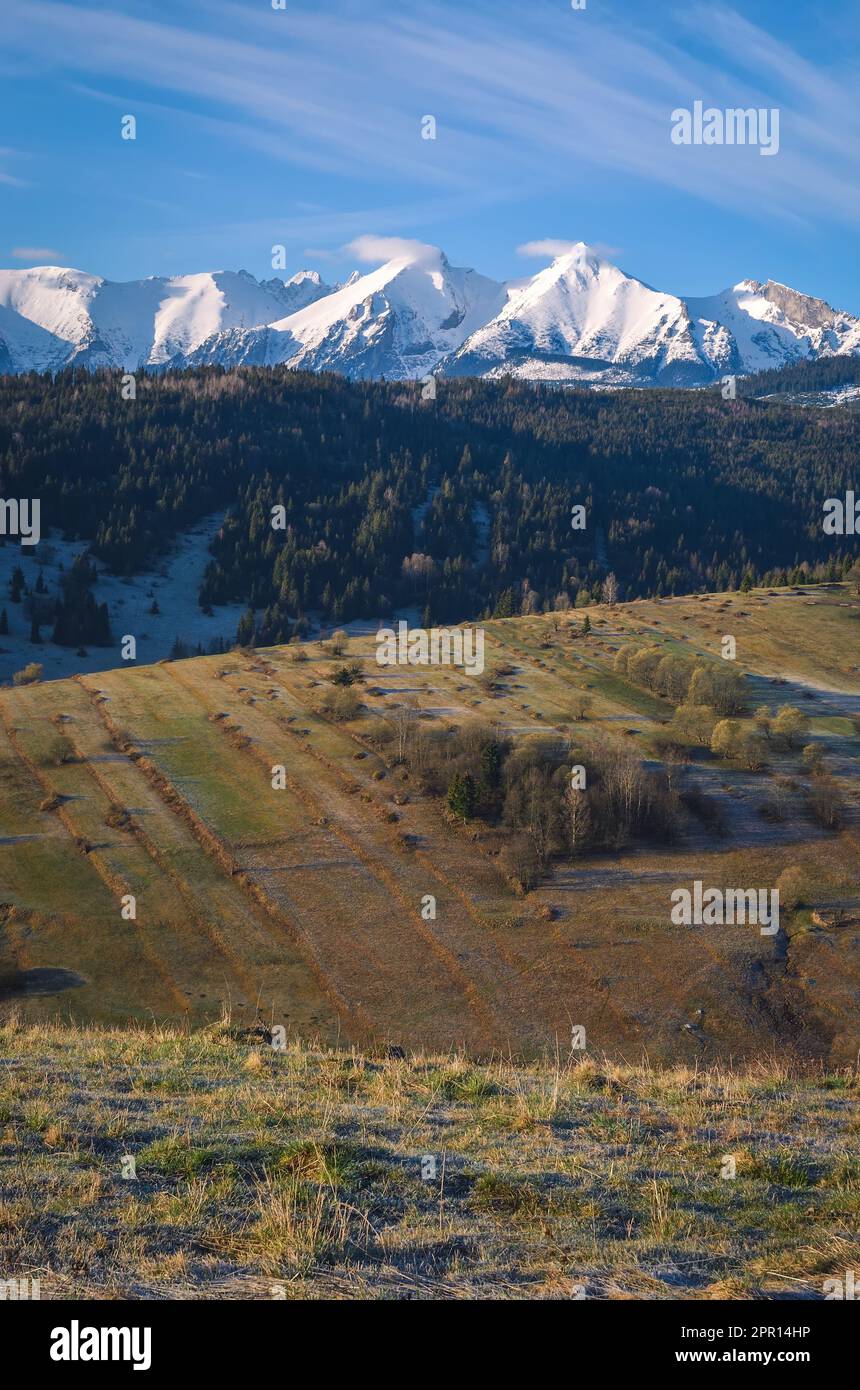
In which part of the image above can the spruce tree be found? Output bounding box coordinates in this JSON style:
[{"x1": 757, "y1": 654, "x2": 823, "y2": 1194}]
[{"x1": 447, "y1": 771, "x2": 476, "y2": 823}]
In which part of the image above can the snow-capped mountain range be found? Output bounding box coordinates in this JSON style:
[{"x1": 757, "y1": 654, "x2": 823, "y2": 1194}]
[{"x1": 2, "y1": 242, "x2": 859, "y2": 386}]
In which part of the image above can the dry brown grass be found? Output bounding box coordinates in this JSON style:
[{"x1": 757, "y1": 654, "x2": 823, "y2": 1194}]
[
  {"x1": 1, "y1": 1019, "x2": 857, "y2": 1300},
  {"x1": 1, "y1": 587, "x2": 859, "y2": 1067}
]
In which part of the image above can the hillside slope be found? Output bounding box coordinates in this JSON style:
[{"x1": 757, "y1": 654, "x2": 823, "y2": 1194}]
[{"x1": 1, "y1": 586, "x2": 859, "y2": 1064}]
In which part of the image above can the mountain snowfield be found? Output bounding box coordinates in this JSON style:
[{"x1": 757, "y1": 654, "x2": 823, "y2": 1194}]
[
  {"x1": 2, "y1": 242, "x2": 859, "y2": 385},
  {"x1": 0, "y1": 266, "x2": 331, "y2": 373},
  {"x1": 184, "y1": 244, "x2": 507, "y2": 379}
]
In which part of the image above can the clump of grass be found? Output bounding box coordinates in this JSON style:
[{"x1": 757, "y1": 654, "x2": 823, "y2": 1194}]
[
  {"x1": 645, "y1": 1178, "x2": 688, "y2": 1242},
  {"x1": 137, "y1": 1134, "x2": 211, "y2": 1178},
  {"x1": 275, "y1": 1139, "x2": 357, "y2": 1186},
  {"x1": 470, "y1": 1173, "x2": 543, "y2": 1217},
  {"x1": 244, "y1": 1174, "x2": 356, "y2": 1275},
  {"x1": 829, "y1": 1154, "x2": 860, "y2": 1190},
  {"x1": 737, "y1": 1151, "x2": 815, "y2": 1188},
  {"x1": 567, "y1": 1058, "x2": 613, "y2": 1094},
  {"x1": 22, "y1": 1100, "x2": 54, "y2": 1133},
  {"x1": 431, "y1": 1067, "x2": 498, "y2": 1103}
]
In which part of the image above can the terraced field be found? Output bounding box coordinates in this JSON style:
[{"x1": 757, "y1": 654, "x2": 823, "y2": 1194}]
[{"x1": 1, "y1": 584, "x2": 859, "y2": 1064}]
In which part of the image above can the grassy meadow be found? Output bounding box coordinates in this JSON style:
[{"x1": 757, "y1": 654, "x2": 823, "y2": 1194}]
[
  {"x1": 1, "y1": 1019, "x2": 857, "y2": 1299},
  {"x1": 1, "y1": 582, "x2": 859, "y2": 1064},
  {"x1": 1, "y1": 582, "x2": 859, "y2": 1299}
]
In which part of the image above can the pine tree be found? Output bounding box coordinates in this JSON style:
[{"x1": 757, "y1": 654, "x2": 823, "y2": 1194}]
[
  {"x1": 236, "y1": 609, "x2": 256, "y2": 646},
  {"x1": 479, "y1": 740, "x2": 501, "y2": 789},
  {"x1": 447, "y1": 771, "x2": 476, "y2": 822},
  {"x1": 494, "y1": 588, "x2": 515, "y2": 618}
]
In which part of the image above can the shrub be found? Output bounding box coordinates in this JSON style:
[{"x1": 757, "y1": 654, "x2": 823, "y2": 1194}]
[
  {"x1": 688, "y1": 663, "x2": 748, "y2": 715},
  {"x1": 807, "y1": 774, "x2": 846, "y2": 830},
  {"x1": 711, "y1": 719, "x2": 741, "y2": 761},
  {"x1": 772, "y1": 705, "x2": 810, "y2": 750},
  {"x1": 319, "y1": 688, "x2": 361, "y2": 722},
  {"x1": 498, "y1": 833, "x2": 543, "y2": 892},
  {"x1": 775, "y1": 865, "x2": 808, "y2": 911},
  {"x1": 567, "y1": 692, "x2": 593, "y2": 721},
  {"x1": 671, "y1": 704, "x2": 716, "y2": 746},
  {"x1": 12, "y1": 662, "x2": 43, "y2": 686},
  {"x1": 46, "y1": 734, "x2": 74, "y2": 767},
  {"x1": 330, "y1": 663, "x2": 363, "y2": 687},
  {"x1": 802, "y1": 742, "x2": 825, "y2": 773}
]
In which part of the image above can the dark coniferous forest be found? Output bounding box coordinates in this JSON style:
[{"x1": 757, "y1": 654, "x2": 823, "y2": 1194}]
[{"x1": 0, "y1": 363, "x2": 858, "y2": 645}]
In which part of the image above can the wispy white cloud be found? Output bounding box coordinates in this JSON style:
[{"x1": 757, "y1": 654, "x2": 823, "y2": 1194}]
[
  {"x1": 346, "y1": 235, "x2": 437, "y2": 264},
  {"x1": 0, "y1": 145, "x2": 30, "y2": 187},
  {"x1": 517, "y1": 239, "x2": 624, "y2": 262},
  {"x1": 106, "y1": 195, "x2": 474, "y2": 278},
  {"x1": 10, "y1": 246, "x2": 64, "y2": 259},
  {"x1": 4, "y1": 0, "x2": 859, "y2": 227},
  {"x1": 518, "y1": 240, "x2": 579, "y2": 258}
]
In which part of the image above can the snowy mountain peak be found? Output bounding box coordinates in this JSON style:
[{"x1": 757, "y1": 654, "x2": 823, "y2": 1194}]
[
  {"x1": 551, "y1": 240, "x2": 605, "y2": 269},
  {"x1": 179, "y1": 243, "x2": 506, "y2": 379},
  {"x1": 447, "y1": 246, "x2": 860, "y2": 385},
  {"x1": 287, "y1": 269, "x2": 324, "y2": 287},
  {"x1": 0, "y1": 246, "x2": 858, "y2": 385},
  {"x1": 445, "y1": 242, "x2": 705, "y2": 384}
]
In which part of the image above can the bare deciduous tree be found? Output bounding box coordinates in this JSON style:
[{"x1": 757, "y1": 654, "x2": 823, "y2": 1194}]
[{"x1": 601, "y1": 572, "x2": 619, "y2": 607}]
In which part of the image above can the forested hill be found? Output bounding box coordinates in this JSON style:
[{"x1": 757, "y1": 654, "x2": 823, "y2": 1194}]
[
  {"x1": 1, "y1": 366, "x2": 858, "y2": 640},
  {"x1": 738, "y1": 353, "x2": 860, "y2": 399}
]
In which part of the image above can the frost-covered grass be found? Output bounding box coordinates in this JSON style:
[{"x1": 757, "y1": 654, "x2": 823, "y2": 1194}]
[{"x1": 1, "y1": 1019, "x2": 857, "y2": 1300}]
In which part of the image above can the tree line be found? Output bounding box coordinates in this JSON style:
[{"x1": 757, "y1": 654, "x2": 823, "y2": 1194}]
[{"x1": 1, "y1": 364, "x2": 858, "y2": 644}]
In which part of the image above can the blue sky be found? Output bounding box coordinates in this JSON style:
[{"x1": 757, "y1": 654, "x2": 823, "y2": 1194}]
[{"x1": 3, "y1": 0, "x2": 860, "y2": 308}]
